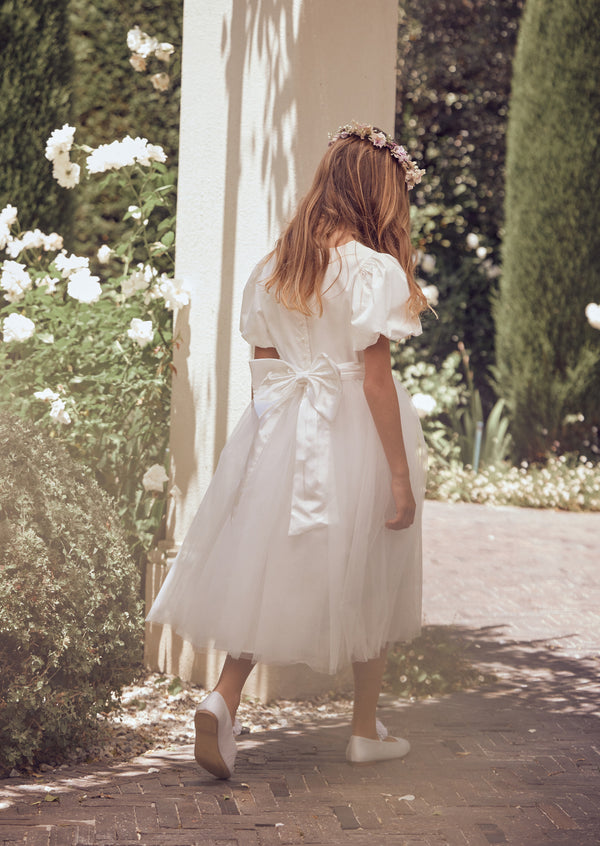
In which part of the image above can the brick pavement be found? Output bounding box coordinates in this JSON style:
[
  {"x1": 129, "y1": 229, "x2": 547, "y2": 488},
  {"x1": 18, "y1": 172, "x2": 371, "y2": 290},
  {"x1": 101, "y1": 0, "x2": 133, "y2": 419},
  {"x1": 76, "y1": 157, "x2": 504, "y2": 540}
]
[{"x1": 2, "y1": 501, "x2": 599, "y2": 846}]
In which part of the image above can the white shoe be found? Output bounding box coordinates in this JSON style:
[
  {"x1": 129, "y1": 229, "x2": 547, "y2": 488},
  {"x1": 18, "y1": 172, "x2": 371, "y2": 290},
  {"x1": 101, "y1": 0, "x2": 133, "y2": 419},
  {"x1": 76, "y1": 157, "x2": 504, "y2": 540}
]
[
  {"x1": 346, "y1": 734, "x2": 411, "y2": 763},
  {"x1": 194, "y1": 691, "x2": 237, "y2": 778}
]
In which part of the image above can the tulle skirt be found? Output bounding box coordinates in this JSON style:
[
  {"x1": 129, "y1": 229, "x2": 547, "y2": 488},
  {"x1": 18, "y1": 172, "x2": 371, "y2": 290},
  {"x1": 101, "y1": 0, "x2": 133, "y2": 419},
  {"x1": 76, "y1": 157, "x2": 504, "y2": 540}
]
[{"x1": 147, "y1": 372, "x2": 427, "y2": 675}]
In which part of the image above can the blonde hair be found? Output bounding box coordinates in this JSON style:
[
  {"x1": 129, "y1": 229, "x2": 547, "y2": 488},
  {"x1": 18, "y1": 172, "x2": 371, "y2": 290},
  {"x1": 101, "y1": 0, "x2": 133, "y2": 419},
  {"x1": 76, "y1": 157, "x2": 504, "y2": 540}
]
[{"x1": 264, "y1": 133, "x2": 428, "y2": 318}]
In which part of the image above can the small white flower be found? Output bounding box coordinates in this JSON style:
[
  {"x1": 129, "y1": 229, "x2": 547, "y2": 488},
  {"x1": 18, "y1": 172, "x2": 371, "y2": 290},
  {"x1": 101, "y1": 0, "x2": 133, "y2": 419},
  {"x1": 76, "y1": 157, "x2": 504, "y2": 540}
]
[
  {"x1": 128, "y1": 205, "x2": 142, "y2": 220},
  {"x1": 420, "y1": 253, "x2": 436, "y2": 274},
  {"x1": 129, "y1": 53, "x2": 147, "y2": 72},
  {"x1": 3, "y1": 312, "x2": 35, "y2": 343},
  {"x1": 476, "y1": 245, "x2": 487, "y2": 259},
  {"x1": 1, "y1": 260, "x2": 32, "y2": 302},
  {"x1": 127, "y1": 317, "x2": 154, "y2": 348},
  {"x1": 97, "y1": 244, "x2": 112, "y2": 264},
  {"x1": 86, "y1": 135, "x2": 166, "y2": 174},
  {"x1": 0, "y1": 222, "x2": 11, "y2": 251},
  {"x1": 19, "y1": 229, "x2": 46, "y2": 251},
  {"x1": 43, "y1": 232, "x2": 63, "y2": 252},
  {"x1": 127, "y1": 25, "x2": 159, "y2": 59},
  {"x1": 36, "y1": 275, "x2": 59, "y2": 294},
  {"x1": 45, "y1": 125, "x2": 76, "y2": 162},
  {"x1": 34, "y1": 388, "x2": 60, "y2": 402},
  {"x1": 122, "y1": 263, "x2": 156, "y2": 298},
  {"x1": 54, "y1": 251, "x2": 89, "y2": 277},
  {"x1": 422, "y1": 284, "x2": 439, "y2": 307},
  {"x1": 52, "y1": 155, "x2": 81, "y2": 189},
  {"x1": 49, "y1": 397, "x2": 71, "y2": 425},
  {"x1": 67, "y1": 269, "x2": 102, "y2": 303},
  {"x1": 412, "y1": 392, "x2": 437, "y2": 418},
  {"x1": 0, "y1": 205, "x2": 18, "y2": 227},
  {"x1": 150, "y1": 72, "x2": 170, "y2": 92},
  {"x1": 153, "y1": 275, "x2": 191, "y2": 310},
  {"x1": 155, "y1": 42, "x2": 175, "y2": 62},
  {"x1": 466, "y1": 233, "x2": 479, "y2": 250},
  {"x1": 142, "y1": 463, "x2": 169, "y2": 493},
  {"x1": 585, "y1": 303, "x2": 600, "y2": 330}
]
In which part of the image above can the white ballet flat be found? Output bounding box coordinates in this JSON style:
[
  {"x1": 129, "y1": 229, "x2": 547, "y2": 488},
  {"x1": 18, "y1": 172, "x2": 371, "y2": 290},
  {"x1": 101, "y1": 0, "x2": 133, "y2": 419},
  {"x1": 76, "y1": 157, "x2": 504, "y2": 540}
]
[
  {"x1": 346, "y1": 734, "x2": 411, "y2": 763},
  {"x1": 194, "y1": 691, "x2": 237, "y2": 778}
]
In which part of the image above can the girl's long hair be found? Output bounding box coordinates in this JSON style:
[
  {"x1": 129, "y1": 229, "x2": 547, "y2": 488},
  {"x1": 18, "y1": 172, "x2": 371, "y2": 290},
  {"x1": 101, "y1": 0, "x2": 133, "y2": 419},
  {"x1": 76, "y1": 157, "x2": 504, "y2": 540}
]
[{"x1": 264, "y1": 133, "x2": 428, "y2": 318}]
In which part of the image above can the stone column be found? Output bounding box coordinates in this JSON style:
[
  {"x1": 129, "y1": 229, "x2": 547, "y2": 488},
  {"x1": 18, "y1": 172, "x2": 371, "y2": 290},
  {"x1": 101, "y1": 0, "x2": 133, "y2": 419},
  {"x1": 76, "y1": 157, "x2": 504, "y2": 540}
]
[{"x1": 145, "y1": 0, "x2": 399, "y2": 700}]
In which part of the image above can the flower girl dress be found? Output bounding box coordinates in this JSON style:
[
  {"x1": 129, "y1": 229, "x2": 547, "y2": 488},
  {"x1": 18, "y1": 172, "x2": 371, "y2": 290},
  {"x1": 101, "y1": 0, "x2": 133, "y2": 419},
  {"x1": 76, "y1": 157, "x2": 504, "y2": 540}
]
[{"x1": 147, "y1": 240, "x2": 427, "y2": 674}]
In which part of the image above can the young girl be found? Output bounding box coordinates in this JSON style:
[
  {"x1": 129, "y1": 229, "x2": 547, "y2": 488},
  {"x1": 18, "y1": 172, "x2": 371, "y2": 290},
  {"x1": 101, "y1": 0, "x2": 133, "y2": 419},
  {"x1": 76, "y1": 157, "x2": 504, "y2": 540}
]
[{"x1": 147, "y1": 120, "x2": 428, "y2": 779}]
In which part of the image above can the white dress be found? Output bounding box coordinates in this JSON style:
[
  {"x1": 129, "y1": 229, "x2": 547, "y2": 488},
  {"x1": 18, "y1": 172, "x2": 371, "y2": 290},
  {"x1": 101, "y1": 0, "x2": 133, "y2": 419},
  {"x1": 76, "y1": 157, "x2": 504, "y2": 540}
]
[{"x1": 147, "y1": 240, "x2": 427, "y2": 675}]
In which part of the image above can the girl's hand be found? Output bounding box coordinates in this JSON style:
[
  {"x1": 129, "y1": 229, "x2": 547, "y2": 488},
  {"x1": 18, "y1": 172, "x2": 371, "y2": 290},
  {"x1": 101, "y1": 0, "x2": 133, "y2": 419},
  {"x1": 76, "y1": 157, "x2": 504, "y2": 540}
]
[{"x1": 386, "y1": 475, "x2": 416, "y2": 530}]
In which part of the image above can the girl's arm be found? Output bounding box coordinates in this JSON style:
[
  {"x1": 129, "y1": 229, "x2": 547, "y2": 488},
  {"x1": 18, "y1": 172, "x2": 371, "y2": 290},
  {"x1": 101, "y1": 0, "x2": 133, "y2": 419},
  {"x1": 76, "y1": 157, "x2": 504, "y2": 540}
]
[{"x1": 362, "y1": 334, "x2": 416, "y2": 530}]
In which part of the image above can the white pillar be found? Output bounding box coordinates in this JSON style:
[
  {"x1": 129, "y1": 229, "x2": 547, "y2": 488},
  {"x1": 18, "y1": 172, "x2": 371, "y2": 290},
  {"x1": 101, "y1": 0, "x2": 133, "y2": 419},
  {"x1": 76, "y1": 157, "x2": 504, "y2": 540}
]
[{"x1": 146, "y1": 0, "x2": 400, "y2": 698}]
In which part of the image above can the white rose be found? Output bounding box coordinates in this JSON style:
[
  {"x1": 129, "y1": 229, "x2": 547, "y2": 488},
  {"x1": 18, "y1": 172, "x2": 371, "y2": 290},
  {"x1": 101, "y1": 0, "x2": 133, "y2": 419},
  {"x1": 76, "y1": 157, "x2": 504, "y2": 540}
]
[
  {"x1": 3, "y1": 312, "x2": 35, "y2": 343},
  {"x1": 122, "y1": 264, "x2": 155, "y2": 298},
  {"x1": 142, "y1": 463, "x2": 169, "y2": 493},
  {"x1": 150, "y1": 72, "x2": 170, "y2": 92},
  {"x1": 97, "y1": 245, "x2": 112, "y2": 264},
  {"x1": 466, "y1": 233, "x2": 479, "y2": 250},
  {"x1": 154, "y1": 275, "x2": 191, "y2": 310},
  {"x1": 67, "y1": 269, "x2": 102, "y2": 303},
  {"x1": 36, "y1": 275, "x2": 59, "y2": 294},
  {"x1": 0, "y1": 222, "x2": 11, "y2": 251},
  {"x1": 49, "y1": 397, "x2": 71, "y2": 425},
  {"x1": 420, "y1": 253, "x2": 436, "y2": 274},
  {"x1": 1, "y1": 260, "x2": 32, "y2": 302},
  {"x1": 19, "y1": 229, "x2": 46, "y2": 251},
  {"x1": 0, "y1": 205, "x2": 18, "y2": 227},
  {"x1": 51, "y1": 153, "x2": 81, "y2": 189},
  {"x1": 54, "y1": 251, "x2": 89, "y2": 277},
  {"x1": 127, "y1": 26, "x2": 159, "y2": 59},
  {"x1": 422, "y1": 285, "x2": 439, "y2": 307},
  {"x1": 412, "y1": 392, "x2": 437, "y2": 418},
  {"x1": 45, "y1": 124, "x2": 76, "y2": 162},
  {"x1": 129, "y1": 53, "x2": 147, "y2": 72},
  {"x1": 155, "y1": 42, "x2": 175, "y2": 62},
  {"x1": 34, "y1": 388, "x2": 60, "y2": 402},
  {"x1": 585, "y1": 303, "x2": 600, "y2": 330},
  {"x1": 127, "y1": 317, "x2": 154, "y2": 348},
  {"x1": 43, "y1": 232, "x2": 64, "y2": 252}
]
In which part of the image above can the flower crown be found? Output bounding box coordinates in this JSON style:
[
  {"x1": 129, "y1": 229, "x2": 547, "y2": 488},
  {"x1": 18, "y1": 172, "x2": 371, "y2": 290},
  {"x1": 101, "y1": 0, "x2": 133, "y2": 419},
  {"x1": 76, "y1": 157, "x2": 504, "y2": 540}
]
[{"x1": 328, "y1": 120, "x2": 425, "y2": 189}]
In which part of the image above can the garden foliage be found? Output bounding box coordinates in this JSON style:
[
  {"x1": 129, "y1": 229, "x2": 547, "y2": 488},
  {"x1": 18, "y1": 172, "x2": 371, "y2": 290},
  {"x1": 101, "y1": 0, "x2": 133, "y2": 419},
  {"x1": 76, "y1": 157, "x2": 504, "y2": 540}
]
[
  {"x1": 0, "y1": 0, "x2": 74, "y2": 240},
  {"x1": 495, "y1": 0, "x2": 600, "y2": 460},
  {"x1": 69, "y1": 0, "x2": 182, "y2": 255},
  {"x1": 396, "y1": 0, "x2": 524, "y2": 400},
  {"x1": 0, "y1": 414, "x2": 142, "y2": 774}
]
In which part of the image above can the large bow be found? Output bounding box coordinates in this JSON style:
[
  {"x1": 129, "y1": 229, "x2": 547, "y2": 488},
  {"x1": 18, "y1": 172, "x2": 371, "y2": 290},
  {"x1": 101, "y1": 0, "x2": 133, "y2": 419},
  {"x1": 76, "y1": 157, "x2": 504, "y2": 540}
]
[{"x1": 250, "y1": 353, "x2": 344, "y2": 535}]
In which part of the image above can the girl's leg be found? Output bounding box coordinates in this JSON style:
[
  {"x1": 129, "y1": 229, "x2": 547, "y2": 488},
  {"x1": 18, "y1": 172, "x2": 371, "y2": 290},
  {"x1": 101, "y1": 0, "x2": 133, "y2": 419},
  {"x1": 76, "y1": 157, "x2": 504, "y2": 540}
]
[
  {"x1": 351, "y1": 649, "x2": 387, "y2": 739},
  {"x1": 213, "y1": 654, "x2": 255, "y2": 723}
]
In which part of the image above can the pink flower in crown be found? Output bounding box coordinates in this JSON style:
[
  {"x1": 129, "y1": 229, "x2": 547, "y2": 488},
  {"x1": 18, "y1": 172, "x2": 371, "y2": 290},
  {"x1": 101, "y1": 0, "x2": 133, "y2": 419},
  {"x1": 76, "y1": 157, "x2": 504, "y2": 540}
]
[
  {"x1": 370, "y1": 131, "x2": 387, "y2": 147},
  {"x1": 391, "y1": 144, "x2": 408, "y2": 161}
]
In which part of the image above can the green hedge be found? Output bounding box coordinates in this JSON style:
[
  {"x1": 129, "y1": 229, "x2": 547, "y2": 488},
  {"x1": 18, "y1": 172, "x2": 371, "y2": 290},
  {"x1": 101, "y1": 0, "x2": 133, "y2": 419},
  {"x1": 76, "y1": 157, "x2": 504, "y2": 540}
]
[
  {"x1": 0, "y1": 0, "x2": 74, "y2": 240},
  {"x1": 495, "y1": 0, "x2": 600, "y2": 459},
  {"x1": 0, "y1": 414, "x2": 142, "y2": 774}
]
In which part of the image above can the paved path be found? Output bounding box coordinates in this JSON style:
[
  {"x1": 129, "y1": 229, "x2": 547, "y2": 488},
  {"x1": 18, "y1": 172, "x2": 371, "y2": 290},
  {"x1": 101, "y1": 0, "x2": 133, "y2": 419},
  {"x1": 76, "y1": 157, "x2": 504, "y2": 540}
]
[{"x1": 2, "y1": 501, "x2": 600, "y2": 845}]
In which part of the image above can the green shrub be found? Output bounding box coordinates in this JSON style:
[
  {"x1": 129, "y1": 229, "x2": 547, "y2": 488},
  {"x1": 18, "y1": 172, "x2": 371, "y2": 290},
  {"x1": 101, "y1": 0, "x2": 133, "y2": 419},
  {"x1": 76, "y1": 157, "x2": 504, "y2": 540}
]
[
  {"x1": 495, "y1": 0, "x2": 600, "y2": 459},
  {"x1": 0, "y1": 0, "x2": 74, "y2": 240},
  {"x1": 0, "y1": 414, "x2": 143, "y2": 774}
]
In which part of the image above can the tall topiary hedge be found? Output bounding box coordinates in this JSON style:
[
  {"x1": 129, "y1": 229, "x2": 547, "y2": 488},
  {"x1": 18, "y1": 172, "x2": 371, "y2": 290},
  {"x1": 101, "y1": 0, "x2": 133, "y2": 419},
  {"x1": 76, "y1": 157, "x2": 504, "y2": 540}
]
[
  {"x1": 495, "y1": 0, "x2": 600, "y2": 460},
  {"x1": 0, "y1": 0, "x2": 74, "y2": 239},
  {"x1": 0, "y1": 414, "x2": 142, "y2": 774}
]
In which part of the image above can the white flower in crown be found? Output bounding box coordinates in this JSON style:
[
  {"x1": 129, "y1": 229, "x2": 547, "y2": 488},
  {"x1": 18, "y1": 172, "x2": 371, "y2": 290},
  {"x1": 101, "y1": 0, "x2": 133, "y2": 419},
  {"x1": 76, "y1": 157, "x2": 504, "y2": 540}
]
[
  {"x1": 3, "y1": 312, "x2": 35, "y2": 343},
  {"x1": 142, "y1": 463, "x2": 169, "y2": 493},
  {"x1": 328, "y1": 120, "x2": 425, "y2": 189}
]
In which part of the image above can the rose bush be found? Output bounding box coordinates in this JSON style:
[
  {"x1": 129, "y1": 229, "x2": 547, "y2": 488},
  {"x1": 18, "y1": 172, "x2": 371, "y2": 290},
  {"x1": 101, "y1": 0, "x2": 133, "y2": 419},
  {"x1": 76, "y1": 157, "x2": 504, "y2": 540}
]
[{"x1": 0, "y1": 119, "x2": 182, "y2": 564}]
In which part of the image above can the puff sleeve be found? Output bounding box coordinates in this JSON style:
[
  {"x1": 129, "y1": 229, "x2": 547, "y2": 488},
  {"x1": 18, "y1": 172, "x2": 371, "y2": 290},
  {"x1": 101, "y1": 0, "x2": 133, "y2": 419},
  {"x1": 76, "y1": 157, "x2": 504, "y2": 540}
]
[
  {"x1": 239, "y1": 264, "x2": 273, "y2": 348},
  {"x1": 350, "y1": 254, "x2": 422, "y2": 350}
]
